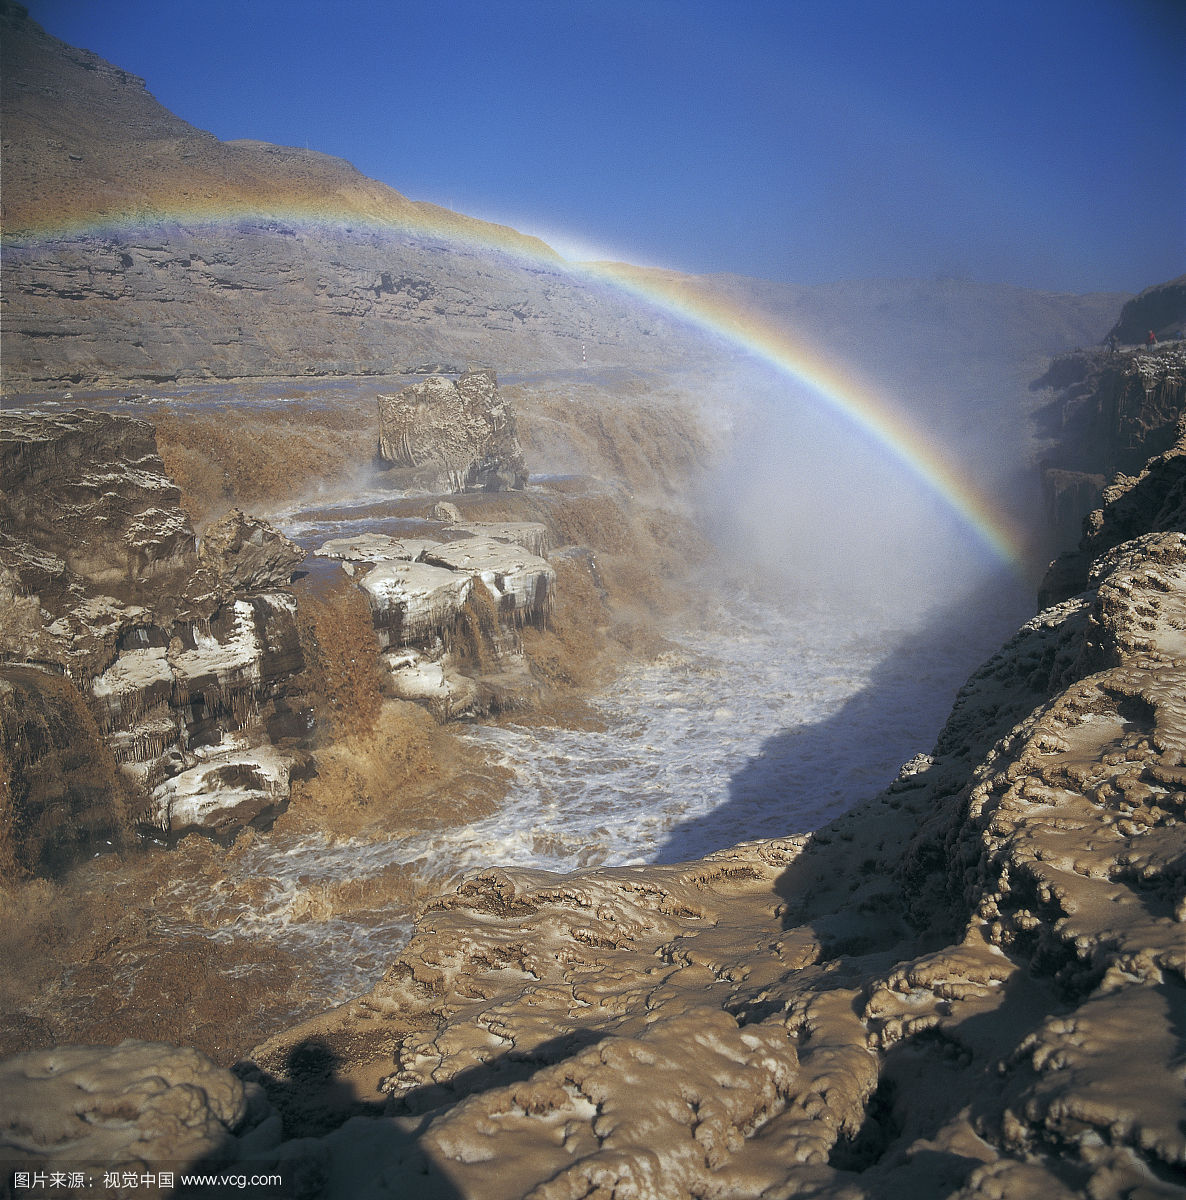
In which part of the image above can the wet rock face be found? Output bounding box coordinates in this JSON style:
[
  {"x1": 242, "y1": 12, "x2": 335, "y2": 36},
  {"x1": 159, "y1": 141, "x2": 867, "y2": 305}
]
[
  {"x1": 0, "y1": 410, "x2": 305, "y2": 860},
  {"x1": 315, "y1": 523, "x2": 555, "y2": 720},
  {"x1": 376, "y1": 370, "x2": 528, "y2": 493},
  {"x1": 0, "y1": 410, "x2": 197, "y2": 627}
]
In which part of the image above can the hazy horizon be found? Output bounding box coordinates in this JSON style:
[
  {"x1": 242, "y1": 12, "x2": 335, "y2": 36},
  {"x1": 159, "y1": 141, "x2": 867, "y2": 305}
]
[{"x1": 16, "y1": 0, "x2": 1185, "y2": 297}]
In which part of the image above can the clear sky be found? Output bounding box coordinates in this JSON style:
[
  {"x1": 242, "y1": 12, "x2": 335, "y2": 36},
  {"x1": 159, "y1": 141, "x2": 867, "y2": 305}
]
[{"x1": 19, "y1": 0, "x2": 1186, "y2": 294}]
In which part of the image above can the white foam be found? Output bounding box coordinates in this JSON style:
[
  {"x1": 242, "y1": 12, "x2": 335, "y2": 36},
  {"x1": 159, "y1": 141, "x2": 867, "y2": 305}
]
[{"x1": 157, "y1": 579, "x2": 1027, "y2": 1011}]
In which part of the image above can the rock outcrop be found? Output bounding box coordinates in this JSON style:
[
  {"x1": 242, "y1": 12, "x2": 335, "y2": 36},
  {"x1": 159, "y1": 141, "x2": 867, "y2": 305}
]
[
  {"x1": 315, "y1": 519, "x2": 555, "y2": 719},
  {"x1": 376, "y1": 370, "x2": 528, "y2": 492},
  {"x1": 198, "y1": 508, "x2": 305, "y2": 593},
  {"x1": 221, "y1": 429, "x2": 1186, "y2": 1197},
  {"x1": 1105, "y1": 274, "x2": 1186, "y2": 346},
  {"x1": 0, "y1": 1041, "x2": 276, "y2": 1175},
  {"x1": 1034, "y1": 344, "x2": 1186, "y2": 560},
  {"x1": 0, "y1": 410, "x2": 306, "y2": 857}
]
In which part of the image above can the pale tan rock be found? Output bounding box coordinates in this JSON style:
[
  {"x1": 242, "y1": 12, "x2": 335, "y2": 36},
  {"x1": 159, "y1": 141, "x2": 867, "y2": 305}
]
[
  {"x1": 0, "y1": 1041, "x2": 262, "y2": 1171},
  {"x1": 376, "y1": 371, "x2": 527, "y2": 493}
]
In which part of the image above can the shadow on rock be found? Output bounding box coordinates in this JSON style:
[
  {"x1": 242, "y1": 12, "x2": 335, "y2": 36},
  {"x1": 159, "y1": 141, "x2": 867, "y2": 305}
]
[
  {"x1": 655, "y1": 569, "x2": 1030, "y2": 867},
  {"x1": 226, "y1": 1030, "x2": 611, "y2": 1198}
]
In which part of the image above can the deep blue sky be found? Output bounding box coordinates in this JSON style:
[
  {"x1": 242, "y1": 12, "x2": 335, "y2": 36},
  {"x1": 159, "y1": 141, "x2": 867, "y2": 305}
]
[{"x1": 20, "y1": 0, "x2": 1186, "y2": 294}]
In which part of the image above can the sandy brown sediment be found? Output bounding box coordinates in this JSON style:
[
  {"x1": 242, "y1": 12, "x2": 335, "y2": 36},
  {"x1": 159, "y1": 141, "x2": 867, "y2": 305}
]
[
  {"x1": 153, "y1": 399, "x2": 380, "y2": 527},
  {"x1": 0, "y1": 712, "x2": 516, "y2": 1068}
]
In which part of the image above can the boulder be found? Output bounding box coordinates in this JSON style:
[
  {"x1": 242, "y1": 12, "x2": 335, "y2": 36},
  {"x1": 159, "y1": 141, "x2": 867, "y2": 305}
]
[
  {"x1": 150, "y1": 738, "x2": 292, "y2": 840},
  {"x1": 0, "y1": 1041, "x2": 270, "y2": 1172},
  {"x1": 429, "y1": 500, "x2": 462, "y2": 522},
  {"x1": 382, "y1": 648, "x2": 480, "y2": 720},
  {"x1": 199, "y1": 508, "x2": 305, "y2": 591},
  {"x1": 376, "y1": 369, "x2": 527, "y2": 492}
]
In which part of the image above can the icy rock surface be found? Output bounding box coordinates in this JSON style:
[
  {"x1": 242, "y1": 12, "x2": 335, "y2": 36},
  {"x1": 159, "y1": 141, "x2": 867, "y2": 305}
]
[
  {"x1": 0, "y1": 410, "x2": 305, "y2": 855},
  {"x1": 358, "y1": 560, "x2": 473, "y2": 649},
  {"x1": 420, "y1": 537, "x2": 554, "y2": 625}
]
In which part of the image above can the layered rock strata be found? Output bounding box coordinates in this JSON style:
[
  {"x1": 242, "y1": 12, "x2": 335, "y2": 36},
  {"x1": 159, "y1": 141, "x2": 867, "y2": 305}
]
[
  {"x1": 376, "y1": 370, "x2": 528, "y2": 493},
  {"x1": 1034, "y1": 344, "x2": 1186, "y2": 553},
  {"x1": 0, "y1": 410, "x2": 305, "y2": 853},
  {"x1": 0, "y1": 7, "x2": 1122, "y2": 399},
  {"x1": 0, "y1": 6, "x2": 705, "y2": 393},
  {"x1": 315, "y1": 522, "x2": 555, "y2": 720}
]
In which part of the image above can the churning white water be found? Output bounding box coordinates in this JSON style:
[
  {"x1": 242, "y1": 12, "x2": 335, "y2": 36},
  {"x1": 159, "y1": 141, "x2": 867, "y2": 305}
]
[{"x1": 162, "y1": 570, "x2": 1029, "y2": 1006}]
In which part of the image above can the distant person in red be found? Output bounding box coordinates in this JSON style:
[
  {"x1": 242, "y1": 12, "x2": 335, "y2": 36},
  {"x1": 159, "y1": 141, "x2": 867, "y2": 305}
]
[{"x1": 1147, "y1": 329, "x2": 1157, "y2": 346}]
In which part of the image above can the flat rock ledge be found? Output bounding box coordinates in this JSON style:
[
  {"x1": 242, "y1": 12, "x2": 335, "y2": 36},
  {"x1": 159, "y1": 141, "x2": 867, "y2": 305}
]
[{"x1": 315, "y1": 524, "x2": 555, "y2": 719}]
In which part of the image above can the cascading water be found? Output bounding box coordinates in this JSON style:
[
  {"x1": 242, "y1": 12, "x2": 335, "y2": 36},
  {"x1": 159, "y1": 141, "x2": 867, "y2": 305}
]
[{"x1": 156, "y1": 544, "x2": 1029, "y2": 1007}]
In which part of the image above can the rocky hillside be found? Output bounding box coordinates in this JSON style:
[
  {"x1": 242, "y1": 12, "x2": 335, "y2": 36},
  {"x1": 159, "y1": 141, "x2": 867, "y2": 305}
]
[
  {"x1": 0, "y1": 2, "x2": 710, "y2": 392},
  {"x1": 1033, "y1": 344, "x2": 1186, "y2": 579},
  {"x1": 1106, "y1": 275, "x2": 1186, "y2": 345},
  {"x1": 2, "y1": 1, "x2": 1123, "y2": 401}
]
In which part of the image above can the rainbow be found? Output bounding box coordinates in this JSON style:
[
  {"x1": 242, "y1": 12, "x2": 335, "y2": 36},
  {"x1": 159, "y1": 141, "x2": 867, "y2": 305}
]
[
  {"x1": 6, "y1": 198, "x2": 1029, "y2": 569},
  {"x1": 576, "y1": 261, "x2": 1030, "y2": 570}
]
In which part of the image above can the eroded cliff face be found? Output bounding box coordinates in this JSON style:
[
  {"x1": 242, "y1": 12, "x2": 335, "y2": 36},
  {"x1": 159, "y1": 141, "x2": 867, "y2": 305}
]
[
  {"x1": 0, "y1": 3, "x2": 707, "y2": 393},
  {"x1": 1037, "y1": 347, "x2": 1186, "y2": 604},
  {"x1": 0, "y1": 410, "x2": 307, "y2": 857},
  {"x1": 1035, "y1": 344, "x2": 1186, "y2": 558}
]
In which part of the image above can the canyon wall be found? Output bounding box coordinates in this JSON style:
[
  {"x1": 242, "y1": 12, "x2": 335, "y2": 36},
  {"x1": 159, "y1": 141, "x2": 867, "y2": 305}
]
[
  {"x1": 0, "y1": 409, "x2": 307, "y2": 858},
  {"x1": 1035, "y1": 344, "x2": 1186, "y2": 599},
  {"x1": 1, "y1": 4, "x2": 1123, "y2": 402},
  {"x1": 5, "y1": 338, "x2": 1183, "y2": 1200},
  {"x1": 0, "y1": 2, "x2": 704, "y2": 393}
]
